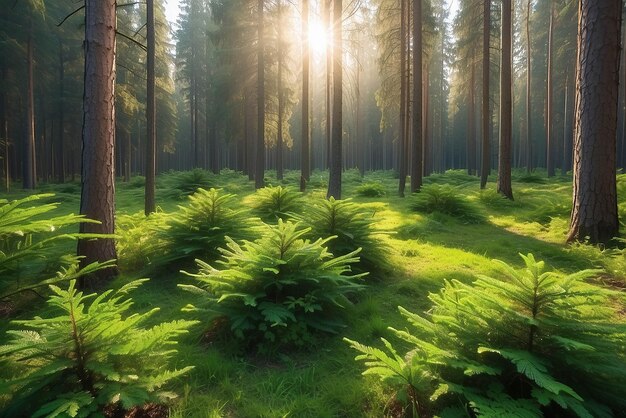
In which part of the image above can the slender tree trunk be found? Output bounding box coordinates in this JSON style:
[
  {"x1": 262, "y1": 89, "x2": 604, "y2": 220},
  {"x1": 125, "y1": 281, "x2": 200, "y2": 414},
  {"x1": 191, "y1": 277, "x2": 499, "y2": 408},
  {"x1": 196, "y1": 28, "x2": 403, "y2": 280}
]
[
  {"x1": 567, "y1": 0, "x2": 622, "y2": 244},
  {"x1": 398, "y1": 0, "x2": 408, "y2": 197},
  {"x1": 1, "y1": 63, "x2": 8, "y2": 191},
  {"x1": 324, "y1": 0, "x2": 332, "y2": 170},
  {"x1": 327, "y1": 0, "x2": 342, "y2": 199},
  {"x1": 276, "y1": 3, "x2": 285, "y2": 181},
  {"x1": 125, "y1": 131, "x2": 131, "y2": 181},
  {"x1": 300, "y1": 0, "x2": 310, "y2": 190},
  {"x1": 561, "y1": 73, "x2": 570, "y2": 175},
  {"x1": 410, "y1": 0, "x2": 423, "y2": 192},
  {"x1": 525, "y1": 0, "x2": 532, "y2": 173},
  {"x1": 546, "y1": 1, "x2": 555, "y2": 177},
  {"x1": 77, "y1": 0, "x2": 119, "y2": 285},
  {"x1": 145, "y1": 0, "x2": 156, "y2": 214},
  {"x1": 24, "y1": 19, "x2": 36, "y2": 190},
  {"x1": 480, "y1": 0, "x2": 490, "y2": 189},
  {"x1": 57, "y1": 41, "x2": 66, "y2": 183},
  {"x1": 423, "y1": 70, "x2": 430, "y2": 177},
  {"x1": 621, "y1": 21, "x2": 626, "y2": 168},
  {"x1": 468, "y1": 61, "x2": 476, "y2": 175},
  {"x1": 255, "y1": 0, "x2": 265, "y2": 189},
  {"x1": 498, "y1": 0, "x2": 513, "y2": 199},
  {"x1": 356, "y1": 45, "x2": 364, "y2": 177}
]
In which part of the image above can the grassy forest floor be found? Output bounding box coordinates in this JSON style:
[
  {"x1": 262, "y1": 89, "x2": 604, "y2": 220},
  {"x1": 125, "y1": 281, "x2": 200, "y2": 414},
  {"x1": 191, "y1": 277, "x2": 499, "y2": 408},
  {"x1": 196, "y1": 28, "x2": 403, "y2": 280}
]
[{"x1": 2, "y1": 169, "x2": 626, "y2": 417}]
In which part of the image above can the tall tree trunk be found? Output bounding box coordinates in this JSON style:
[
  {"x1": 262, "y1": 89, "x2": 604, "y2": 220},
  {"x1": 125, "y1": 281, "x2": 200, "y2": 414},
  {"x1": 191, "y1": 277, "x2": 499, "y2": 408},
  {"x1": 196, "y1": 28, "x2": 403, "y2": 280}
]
[
  {"x1": 324, "y1": 0, "x2": 332, "y2": 170},
  {"x1": 410, "y1": 0, "x2": 423, "y2": 192},
  {"x1": 423, "y1": 70, "x2": 430, "y2": 177},
  {"x1": 398, "y1": 0, "x2": 408, "y2": 196},
  {"x1": 546, "y1": 1, "x2": 555, "y2": 177},
  {"x1": 561, "y1": 72, "x2": 570, "y2": 175},
  {"x1": 276, "y1": 3, "x2": 285, "y2": 181},
  {"x1": 327, "y1": 0, "x2": 342, "y2": 199},
  {"x1": 145, "y1": 0, "x2": 156, "y2": 215},
  {"x1": 24, "y1": 18, "x2": 36, "y2": 190},
  {"x1": 300, "y1": 0, "x2": 310, "y2": 190},
  {"x1": 77, "y1": 0, "x2": 119, "y2": 285},
  {"x1": 255, "y1": 0, "x2": 265, "y2": 189},
  {"x1": 480, "y1": 0, "x2": 490, "y2": 189},
  {"x1": 498, "y1": 0, "x2": 513, "y2": 199},
  {"x1": 567, "y1": 0, "x2": 622, "y2": 244},
  {"x1": 468, "y1": 61, "x2": 476, "y2": 175},
  {"x1": 125, "y1": 130, "x2": 131, "y2": 182},
  {"x1": 525, "y1": 0, "x2": 532, "y2": 173},
  {"x1": 356, "y1": 44, "x2": 363, "y2": 177},
  {"x1": 1, "y1": 63, "x2": 8, "y2": 191},
  {"x1": 57, "y1": 40, "x2": 66, "y2": 183}
]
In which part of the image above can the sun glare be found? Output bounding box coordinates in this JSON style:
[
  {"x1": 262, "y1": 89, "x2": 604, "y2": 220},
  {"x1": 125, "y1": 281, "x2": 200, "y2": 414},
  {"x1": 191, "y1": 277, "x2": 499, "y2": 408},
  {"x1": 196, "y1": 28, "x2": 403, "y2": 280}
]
[{"x1": 308, "y1": 20, "x2": 329, "y2": 57}]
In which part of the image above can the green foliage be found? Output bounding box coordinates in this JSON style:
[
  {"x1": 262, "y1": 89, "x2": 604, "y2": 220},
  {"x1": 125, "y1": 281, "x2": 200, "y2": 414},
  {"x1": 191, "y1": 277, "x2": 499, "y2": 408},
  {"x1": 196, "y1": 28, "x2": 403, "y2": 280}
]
[
  {"x1": 0, "y1": 194, "x2": 103, "y2": 295},
  {"x1": 411, "y1": 184, "x2": 486, "y2": 224},
  {"x1": 355, "y1": 182, "x2": 387, "y2": 197},
  {"x1": 117, "y1": 189, "x2": 255, "y2": 271},
  {"x1": 477, "y1": 189, "x2": 517, "y2": 211},
  {"x1": 0, "y1": 279, "x2": 197, "y2": 417},
  {"x1": 249, "y1": 186, "x2": 303, "y2": 222},
  {"x1": 162, "y1": 169, "x2": 214, "y2": 199},
  {"x1": 526, "y1": 199, "x2": 571, "y2": 225},
  {"x1": 295, "y1": 197, "x2": 393, "y2": 275},
  {"x1": 160, "y1": 188, "x2": 255, "y2": 266},
  {"x1": 180, "y1": 220, "x2": 366, "y2": 351},
  {"x1": 346, "y1": 254, "x2": 626, "y2": 417},
  {"x1": 514, "y1": 173, "x2": 547, "y2": 184}
]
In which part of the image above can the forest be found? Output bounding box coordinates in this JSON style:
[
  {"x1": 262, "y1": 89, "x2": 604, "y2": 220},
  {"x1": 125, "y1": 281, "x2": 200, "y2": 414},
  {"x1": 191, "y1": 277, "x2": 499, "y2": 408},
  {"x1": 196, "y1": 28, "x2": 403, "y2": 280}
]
[{"x1": 1, "y1": 0, "x2": 626, "y2": 417}]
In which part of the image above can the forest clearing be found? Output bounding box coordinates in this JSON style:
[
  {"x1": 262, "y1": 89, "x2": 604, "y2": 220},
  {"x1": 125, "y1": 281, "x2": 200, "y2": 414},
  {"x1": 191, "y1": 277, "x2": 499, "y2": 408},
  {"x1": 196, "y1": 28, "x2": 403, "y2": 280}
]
[{"x1": 2, "y1": 0, "x2": 626, "y2": 416}]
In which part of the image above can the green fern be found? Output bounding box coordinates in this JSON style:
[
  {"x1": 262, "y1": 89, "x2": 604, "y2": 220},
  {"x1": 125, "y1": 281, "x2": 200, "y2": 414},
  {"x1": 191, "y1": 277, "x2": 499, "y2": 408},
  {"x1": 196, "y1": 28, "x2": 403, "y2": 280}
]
[
  {"x1": 0, "y1": 194, "x2": 106, "y2": 297},
  {"x1": 346, "y1": 254, "x2": 626, "y2": 417},
  {"x1": 248, "y1": 186, "x2": 303, "y2": 222},
  {"x1": 411, "y1": 184, "x2": 486, "y2": 224},
  {"x1": 294, "y1": 197, "x2": 394, "y2": 275},
  {"x1": 180, "y1": 219, "x2": 366, "y2": 352},
  {"x1": 0, "y1": 279, "x2": 197, "y2": 417}
]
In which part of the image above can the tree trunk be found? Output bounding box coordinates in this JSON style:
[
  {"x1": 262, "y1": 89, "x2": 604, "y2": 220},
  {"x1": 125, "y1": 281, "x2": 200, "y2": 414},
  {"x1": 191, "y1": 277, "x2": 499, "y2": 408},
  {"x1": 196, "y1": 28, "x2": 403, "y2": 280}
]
[
  {"x1": 24, "y1": 19, "x2": 36, "y2": 190},
  {"x1": 255, "y1": 0, "x2": 265, "y2": 189},
  {"x1": 423, "y1": 70, "x2": 430, "y2": 177},
  {"x1": 546, "y1": 1, "x2": 555, "y2": 177},
  {"x1": 480, "y1": 0, "x2": 490, "y2": 189},
  {"x1": 525, "y1": 0, "x2": 532, "y2": 173},
  {"x1": 324, "y1": 0, "x2": 332, "y2": 170},
  {"x1": 398, "y1": 0, "x2": 408, "y2": 196},
  {"x1": 145, "y1": 0, "x2": 156, "y2": 215},
  {"x1": 57, "y1": 40, "x2": 66, "y2": 183},
  {"x1": 77, "y1": 0, "x2": 119, "y2": 286},
  {"x1": 561, "y1": 73, "x2": 570, "y2": 175},
  {"x1": 567, "y1": 0, "x2": 622, "y2": 244},
  {"x1": 497, "y1": 0, "x2": 513, "y2": 199},
  {"x1": 300, "y1": 0, "x2": 310, "y2": 190},
  {"x1": 327, "y1": 0, "x2": 342, "y2": 199},
  {"x1": 468, "y1": 61, "x2": 476, "y2": 175},
  {"x1": 410, "y1": 0, "x2": 423, "y2": 192}
]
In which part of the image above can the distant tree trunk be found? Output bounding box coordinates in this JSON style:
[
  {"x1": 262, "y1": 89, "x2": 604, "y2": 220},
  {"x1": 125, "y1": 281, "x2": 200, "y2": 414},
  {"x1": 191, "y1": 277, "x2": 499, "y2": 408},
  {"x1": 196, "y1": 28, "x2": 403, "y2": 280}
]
[
  {"x1": 525, "y1": 0, "x2": 532, "y2": 173},
  {"x1": 423, "y1": 70, "x2": 430, "y2": 177},
  {"x1": 327, "y1": 0, "x2": 342, "y2": 199},
  {"x1": 145, "y1": 0, "x2": 156, "y2": 215},
  {"x1": 57, "y1": 40, "x2": 65, "y2": 183},
  {"x1": 480, "y1": 0, "x2": 490, "y2": 189},
  {"x1": 498, "y1": 0, "x2": 513, "y2": 199},
  {"x1": 255, "y1": 0, "x2": 265, "y2": 189},
  {"x1": 24, "y1": 19, "x2": 36, "y2": 190},
  {"x1": 567, "y1": 0, "x2": 621, "y2": 244},
  {"x1": 410, "y1": 0, "x2": 423, "y2": 193},
  {"x1": 468, "y1": 61, "x2": 476, "y2": 175},
  {"x1": 398, "y1": 0, "x2": 408, "y2": 196},
  {"x1": 77, "y1": 0, "x2": 119, "y2": 285},
  {"x1": 300, "y1": 0, "x2": 310, "y2": 190},
  {"x1": 561, "y1": 73, "x2": 572, "y2": 175},
  {"x1": 125, "y1": 131, "x2": 131, "y2": 182},
  {"x1": 356, "y1": 46, "x2": 364, "y2": 178},
  {"x1": 1, "y1": 62, "x2": 8, "y2": 191},
  {"x1": 324, "y1": 0, "x2": 332, "y2": 169},
  {"x1": 546, "y1": 1, "x2": 555, "y2": 177},
  {"x1": 276, "y1": 4, "x2": 285, "y2": 181}
]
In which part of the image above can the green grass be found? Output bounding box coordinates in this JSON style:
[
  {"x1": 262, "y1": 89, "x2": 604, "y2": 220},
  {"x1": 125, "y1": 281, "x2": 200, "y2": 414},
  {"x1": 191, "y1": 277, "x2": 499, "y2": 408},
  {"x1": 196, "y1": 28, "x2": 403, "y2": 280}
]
[{"x1": 1, "y1": 169, "x2": 625, "y2": 417}]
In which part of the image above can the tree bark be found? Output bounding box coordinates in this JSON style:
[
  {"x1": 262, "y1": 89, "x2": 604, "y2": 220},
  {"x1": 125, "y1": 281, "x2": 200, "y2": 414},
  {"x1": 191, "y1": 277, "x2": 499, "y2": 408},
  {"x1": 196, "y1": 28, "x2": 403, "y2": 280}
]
[
  {"x1": 145, "y1": 0, "x2": 156, "y2": 215},
  {"x1": 398, "y1": 0, "x2": 408, "y2": 196},
  {"x1": 324, "y1": 0, "x2": 332, "y2": 170},
  {"x1": 567, "y1": 0, "x2": 622, "y2": 244},
  {"x1": 410, "y1": 0, "x2": 423, "y2": 192},
  {"x1": 480, "y1": 0, "x2": 490, "y2": 189},
  {"x1": 57, "y1": 40, "x2": 66, "y2": 184},
  {"x1": 327, "y1": 0, "x2": 342, "y2": 199},
  {"x1": 468, "y1": 61, "x2": 476, "y2": 175},
  {"x1": 24, "y1": 18, "x2": 36, "y2": 190},
  {"x1": 255, "y1": 0, "x2": 265, "y2": 189},
  {"x1": 497, "y1": 0, "x2": 513, "y2": 199},
  {"x1": 77, "y1": 0, "x2": 119, "y2": 285},
  {"x1": 300, "y1": 0, "x2": 310, "y2": 190},
  {"x1": 546, "y1": 1, "x2": 555, "y2": 177},
  {"x1": 525, "y1": 0, "x2": 532, "y2": 173}
]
